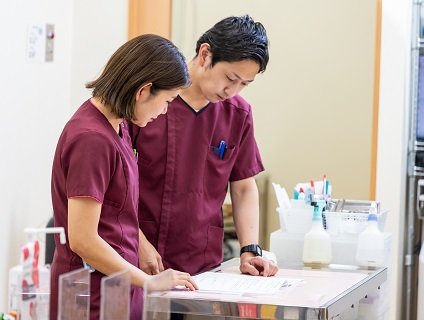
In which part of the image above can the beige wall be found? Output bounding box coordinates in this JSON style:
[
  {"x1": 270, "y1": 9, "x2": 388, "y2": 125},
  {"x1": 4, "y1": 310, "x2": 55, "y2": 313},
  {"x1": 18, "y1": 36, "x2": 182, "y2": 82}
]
[{"x1": 171, "y1": 0, "x2": 377, "y2": 248}]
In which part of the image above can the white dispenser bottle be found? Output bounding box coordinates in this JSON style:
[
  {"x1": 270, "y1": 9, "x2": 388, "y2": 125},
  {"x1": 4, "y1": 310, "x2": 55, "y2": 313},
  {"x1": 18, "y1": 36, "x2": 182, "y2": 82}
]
[
  {"x1": 8, "y1": 227, "x2": 66, "y2": 318},
  {"x1": 302, "y1": 202, "x2": 332, "y2": 265},
  {"x1": 355, "y1": 203, "x2": 385, "y2": 267}
]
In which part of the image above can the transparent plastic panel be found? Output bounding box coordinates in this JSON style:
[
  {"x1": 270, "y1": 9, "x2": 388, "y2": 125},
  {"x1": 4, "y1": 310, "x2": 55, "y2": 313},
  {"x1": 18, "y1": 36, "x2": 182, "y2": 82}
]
[
  {"x1": 143, "y1": 272, "x2": 171, "y2": 320},
  {"x1": 100, "y1": 269, "x2": 130, "y2": 320},
  {"x1": 58, "y1": 268, "x2": 90, "y2": 320}
]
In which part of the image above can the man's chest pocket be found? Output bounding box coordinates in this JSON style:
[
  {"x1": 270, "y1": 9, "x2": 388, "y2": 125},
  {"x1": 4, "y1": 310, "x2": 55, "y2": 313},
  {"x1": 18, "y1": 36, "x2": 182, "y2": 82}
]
[{"x1": 204, "y1": 144, "x2": 236, "y2": 190}]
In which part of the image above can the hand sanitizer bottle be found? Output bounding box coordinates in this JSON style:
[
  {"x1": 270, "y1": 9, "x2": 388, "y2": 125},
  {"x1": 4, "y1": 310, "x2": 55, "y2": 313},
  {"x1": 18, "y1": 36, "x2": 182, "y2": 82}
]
[
  {"x1": 8, "y1": 227, "x2": 66, "y2": 318},
  {"x1": 355, "y1": 203, "x2": 385, "y2": 267},
  {"x1": 302, "y1": 201, "x2": 332, "y2": 265}
]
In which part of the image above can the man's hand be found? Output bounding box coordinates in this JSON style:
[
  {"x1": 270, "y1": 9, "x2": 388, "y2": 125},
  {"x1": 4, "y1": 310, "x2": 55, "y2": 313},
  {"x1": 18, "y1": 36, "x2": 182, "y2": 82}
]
[
  {"x1": 139, "y1": 232, "x2": 164, "y2": 275},
  {"x1": 239, "y1": 254, "x2": 279, "y2": 277}
]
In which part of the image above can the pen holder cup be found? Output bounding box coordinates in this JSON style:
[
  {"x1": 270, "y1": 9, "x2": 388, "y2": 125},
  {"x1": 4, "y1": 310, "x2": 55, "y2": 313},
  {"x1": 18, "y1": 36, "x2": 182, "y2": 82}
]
[
  {"x1": 323, "y1": 209, "x2": 389, "y2": 237},
  {"x1": 276, "y1": 207, "x2": 314, "y2": 234}
]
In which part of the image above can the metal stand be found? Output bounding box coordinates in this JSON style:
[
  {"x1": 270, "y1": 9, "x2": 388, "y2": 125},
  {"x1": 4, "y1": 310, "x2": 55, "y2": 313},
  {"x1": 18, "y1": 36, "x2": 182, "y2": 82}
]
[{"x1": 404, "y1": 2, "x2": 424, "y2": 319}]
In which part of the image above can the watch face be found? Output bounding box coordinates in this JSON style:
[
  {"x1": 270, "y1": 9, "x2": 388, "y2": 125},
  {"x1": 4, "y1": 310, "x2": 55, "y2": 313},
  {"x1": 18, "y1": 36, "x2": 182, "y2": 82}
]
[{"x1": 256, "y1": 245, "x2": 262, "y2": 256}]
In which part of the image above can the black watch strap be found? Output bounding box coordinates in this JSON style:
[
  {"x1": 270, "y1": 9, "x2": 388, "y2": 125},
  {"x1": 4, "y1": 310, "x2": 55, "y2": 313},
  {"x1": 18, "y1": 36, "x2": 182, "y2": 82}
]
[{"x1": 240, "y1": 244, "x2": 262, "y2": 256}]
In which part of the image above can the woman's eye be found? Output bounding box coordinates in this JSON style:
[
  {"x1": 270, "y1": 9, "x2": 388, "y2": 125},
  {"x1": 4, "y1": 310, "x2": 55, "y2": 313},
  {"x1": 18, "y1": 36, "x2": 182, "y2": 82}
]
[{"x1": 226, "y1": 75, "x2": 235, "y2": 82}]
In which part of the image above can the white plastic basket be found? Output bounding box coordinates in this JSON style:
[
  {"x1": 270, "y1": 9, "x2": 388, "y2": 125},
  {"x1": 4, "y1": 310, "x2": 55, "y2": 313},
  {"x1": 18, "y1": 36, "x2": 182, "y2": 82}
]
[
  {"x1": 324, "y1": 209, "x2": 388, "y2": 237},
  {"x1": 276, "y1": 207, "x2": 314, "y2": 234}
]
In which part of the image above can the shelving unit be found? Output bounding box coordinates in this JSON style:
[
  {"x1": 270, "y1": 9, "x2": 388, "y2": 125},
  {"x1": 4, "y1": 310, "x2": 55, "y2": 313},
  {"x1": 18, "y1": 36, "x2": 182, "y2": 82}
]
[{"x1": 404, "y1": 2, "x2": 424, "y2": 319}]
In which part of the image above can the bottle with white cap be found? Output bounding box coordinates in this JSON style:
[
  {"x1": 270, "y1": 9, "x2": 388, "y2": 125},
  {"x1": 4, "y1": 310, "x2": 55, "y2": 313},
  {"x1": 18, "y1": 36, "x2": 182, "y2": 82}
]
[
  {"x1": 8, "y1": 227, "x2": 66, "y2": 318},
  {"x1": 302, "y1": 200, "x2": 332, "y2": 265},
  {"x1": 355, "y1": 202, "x2": 385, "y2": 267}
]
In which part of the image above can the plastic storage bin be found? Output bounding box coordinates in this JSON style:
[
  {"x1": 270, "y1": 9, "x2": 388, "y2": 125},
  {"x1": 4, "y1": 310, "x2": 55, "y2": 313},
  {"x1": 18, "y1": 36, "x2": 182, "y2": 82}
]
[
  {"x1": 270, "y1": 229, "x2": 392, "y2": 267},
  {"x1": 324, "y1": 209, "x2": 388, "y2": 237},
  {"x1": 276, "y1": 206, "x2": 314, "y2": 234}
]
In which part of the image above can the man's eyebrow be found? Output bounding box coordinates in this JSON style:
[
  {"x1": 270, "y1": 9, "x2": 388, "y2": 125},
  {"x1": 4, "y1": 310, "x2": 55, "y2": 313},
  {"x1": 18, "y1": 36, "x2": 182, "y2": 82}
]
[{"x1": 232, "y1": 72, "x2": 255, "y2": 82}]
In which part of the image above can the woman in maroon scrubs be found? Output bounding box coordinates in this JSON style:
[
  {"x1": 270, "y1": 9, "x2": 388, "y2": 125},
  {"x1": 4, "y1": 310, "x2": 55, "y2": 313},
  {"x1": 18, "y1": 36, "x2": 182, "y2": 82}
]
[{"x1": 50, "y1": 34, "x2": 198, "y2": 320}]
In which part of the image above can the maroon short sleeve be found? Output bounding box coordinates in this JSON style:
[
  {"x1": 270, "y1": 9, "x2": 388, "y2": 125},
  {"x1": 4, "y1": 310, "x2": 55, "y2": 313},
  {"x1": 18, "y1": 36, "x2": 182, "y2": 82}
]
[
  {"x1": 62, "y1": 131, "x2": 117, "y2": 203},
  {"x1": 229, "y1": 106, "x2": 264, "y2": 182}
]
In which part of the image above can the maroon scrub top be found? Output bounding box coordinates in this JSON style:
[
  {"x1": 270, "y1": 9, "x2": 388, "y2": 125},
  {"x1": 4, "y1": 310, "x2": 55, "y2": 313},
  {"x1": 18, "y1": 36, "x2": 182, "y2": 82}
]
[
  {"x1": 50, "y1": 100, "x2": 142, "y2": 320},
  {"x1": 130, "y1": 95, "x2": 264, "y2": 275}
]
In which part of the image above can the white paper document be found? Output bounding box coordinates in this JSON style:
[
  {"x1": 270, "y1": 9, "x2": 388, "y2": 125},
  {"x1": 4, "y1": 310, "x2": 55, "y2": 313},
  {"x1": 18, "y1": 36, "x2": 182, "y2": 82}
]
[{"x1": 192, "y1": 272, "x2": 302, "y2": 295}]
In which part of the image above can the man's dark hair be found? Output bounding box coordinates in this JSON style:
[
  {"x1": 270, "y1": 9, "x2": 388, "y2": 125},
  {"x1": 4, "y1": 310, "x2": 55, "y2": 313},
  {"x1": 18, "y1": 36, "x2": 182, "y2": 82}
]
[{"x1": 195, "y1": 15, "x2": 269, "y2": 73}]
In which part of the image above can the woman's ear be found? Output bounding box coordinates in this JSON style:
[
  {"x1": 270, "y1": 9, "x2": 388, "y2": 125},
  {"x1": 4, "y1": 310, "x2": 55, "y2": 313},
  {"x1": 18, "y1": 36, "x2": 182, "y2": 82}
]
[
  {"x1": 135, "y1": 83, "x2": 153, "y2": 101},
  {"x1": 198, "y1": 43, "x2": 211, "y2": 67}
]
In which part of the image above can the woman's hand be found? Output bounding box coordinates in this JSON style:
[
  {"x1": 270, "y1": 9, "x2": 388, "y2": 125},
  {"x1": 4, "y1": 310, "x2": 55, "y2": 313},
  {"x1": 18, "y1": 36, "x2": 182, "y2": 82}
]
[{"x1": 145, "y1": 269, "x2": 198, "y2": 292}]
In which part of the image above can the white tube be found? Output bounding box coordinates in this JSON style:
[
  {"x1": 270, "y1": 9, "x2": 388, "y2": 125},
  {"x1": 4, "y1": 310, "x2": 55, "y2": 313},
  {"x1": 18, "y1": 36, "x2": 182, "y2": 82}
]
[{"x1": 24, "y1": 227, "x2": 66, "y2": 244}]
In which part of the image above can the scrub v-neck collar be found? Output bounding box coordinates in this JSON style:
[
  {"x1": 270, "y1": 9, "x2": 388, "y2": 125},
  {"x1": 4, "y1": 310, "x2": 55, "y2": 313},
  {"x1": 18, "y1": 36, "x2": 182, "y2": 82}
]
[{"x1": 177, "y1": 95, "x2": 211, "y2": 116}]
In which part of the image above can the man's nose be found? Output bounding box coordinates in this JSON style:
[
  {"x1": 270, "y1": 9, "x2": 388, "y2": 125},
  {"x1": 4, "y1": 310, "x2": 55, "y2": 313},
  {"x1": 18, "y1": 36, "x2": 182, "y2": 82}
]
[{"x1": 224, "y1": 84, "x2": 241, "y2": 98}]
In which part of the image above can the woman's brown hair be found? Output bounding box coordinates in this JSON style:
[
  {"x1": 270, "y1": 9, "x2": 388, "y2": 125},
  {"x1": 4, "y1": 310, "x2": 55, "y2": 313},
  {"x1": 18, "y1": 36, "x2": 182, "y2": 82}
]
[{"x1": 86, "y1": 34, "x2": 189, "y2": 121}]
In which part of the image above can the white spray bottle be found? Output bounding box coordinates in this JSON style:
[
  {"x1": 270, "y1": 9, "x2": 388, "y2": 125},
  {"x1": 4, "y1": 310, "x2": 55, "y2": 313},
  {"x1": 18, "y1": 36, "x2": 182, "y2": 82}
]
[
  {"x1": 355, "y1": 203, "x2": 385, "y2": 267},
  {"x1": 302, "y1": 200, "x2": 332, "y2": 266}
]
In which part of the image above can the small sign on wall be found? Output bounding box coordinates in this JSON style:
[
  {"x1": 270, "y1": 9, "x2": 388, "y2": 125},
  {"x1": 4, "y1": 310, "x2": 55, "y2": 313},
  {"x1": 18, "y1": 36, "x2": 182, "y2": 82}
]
[{"x1": 27, "y1": 23, "x2": 54, "y2": 63}]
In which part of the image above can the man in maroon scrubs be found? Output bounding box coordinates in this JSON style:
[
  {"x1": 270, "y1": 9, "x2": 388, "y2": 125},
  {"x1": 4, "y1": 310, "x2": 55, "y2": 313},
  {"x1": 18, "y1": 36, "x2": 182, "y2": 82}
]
[{"x1": 130, "y1": 15, "x2": 279, "y2": 277}]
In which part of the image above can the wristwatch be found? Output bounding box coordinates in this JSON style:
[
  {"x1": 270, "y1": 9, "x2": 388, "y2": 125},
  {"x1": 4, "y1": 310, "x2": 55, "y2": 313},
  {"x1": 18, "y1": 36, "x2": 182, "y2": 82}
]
[{"x1": 240, "y1": 244, "x2": 262, "y2": 257}]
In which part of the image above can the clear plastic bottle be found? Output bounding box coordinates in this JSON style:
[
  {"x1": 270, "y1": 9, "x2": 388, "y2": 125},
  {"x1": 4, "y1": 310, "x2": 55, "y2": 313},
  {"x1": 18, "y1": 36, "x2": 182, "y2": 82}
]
[
  {"x1": 302, "y1": 202, "x2": 332, "y2": 265},
  {"x1": 355, "y1": 203, "x2": 385, "y2": 267}
]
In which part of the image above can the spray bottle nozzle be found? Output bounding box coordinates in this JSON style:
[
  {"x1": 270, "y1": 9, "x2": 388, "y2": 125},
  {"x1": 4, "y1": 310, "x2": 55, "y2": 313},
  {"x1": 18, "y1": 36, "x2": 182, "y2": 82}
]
[
  {"x1": 312, "y1": 200, "x2": 327, "y2": 212},
  {"x1": 24, "y1": 227, "x2": 66, "y2": 244}
]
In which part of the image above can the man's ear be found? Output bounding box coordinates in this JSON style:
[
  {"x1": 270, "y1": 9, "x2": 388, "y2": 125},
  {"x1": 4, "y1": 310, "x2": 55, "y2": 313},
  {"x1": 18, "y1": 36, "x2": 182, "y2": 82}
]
[
  {"x1": 198, "y1": 43, "x2": 211, "y2": 67},
  {"x1": 135, "y1": 83, "x2": 153, "y2": 101}
]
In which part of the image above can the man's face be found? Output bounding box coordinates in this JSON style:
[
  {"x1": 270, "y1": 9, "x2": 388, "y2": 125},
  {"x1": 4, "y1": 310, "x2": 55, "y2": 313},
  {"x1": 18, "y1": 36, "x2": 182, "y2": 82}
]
[{"x1": 199, "y1": 58, "x2": 260, "y2": 103}]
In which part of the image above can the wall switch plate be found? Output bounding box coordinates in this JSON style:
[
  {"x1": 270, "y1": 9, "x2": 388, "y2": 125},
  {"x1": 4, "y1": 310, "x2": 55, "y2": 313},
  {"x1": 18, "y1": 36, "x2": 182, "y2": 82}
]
[
  {"x1": 45, "y1": 24, "x2": 54, "y2": 62},
  {"x1": 27, "y1": 23, "x2": 54, "y2": 63}
]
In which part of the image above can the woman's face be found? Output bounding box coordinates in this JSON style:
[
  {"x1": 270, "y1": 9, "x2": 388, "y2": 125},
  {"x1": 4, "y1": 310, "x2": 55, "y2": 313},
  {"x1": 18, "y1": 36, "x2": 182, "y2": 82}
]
[{"x1": 132, "y1": 86, "x2": 180, "y2": 127}]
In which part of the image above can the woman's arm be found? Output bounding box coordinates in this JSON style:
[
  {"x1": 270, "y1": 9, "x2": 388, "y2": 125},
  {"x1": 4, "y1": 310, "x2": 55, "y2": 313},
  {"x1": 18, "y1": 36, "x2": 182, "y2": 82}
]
[{"x1": 68, "y1": 197, "x2": 197, "y2": 290}]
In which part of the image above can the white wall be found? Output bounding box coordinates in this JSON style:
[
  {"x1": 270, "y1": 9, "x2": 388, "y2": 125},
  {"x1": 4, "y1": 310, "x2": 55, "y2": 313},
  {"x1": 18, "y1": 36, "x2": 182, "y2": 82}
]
[
  {"x1": 377, "y1": 0, "x2": 411, "y2": 319},
  {"x1": 0, "y1": 0, "x2": 128, "y2": 312},
  {"x1": 0, "y1": 0, "x2": 72, "y2": 311},
  {"x1": 70, "y1": 1, "x2": 129, "y2": 113}
]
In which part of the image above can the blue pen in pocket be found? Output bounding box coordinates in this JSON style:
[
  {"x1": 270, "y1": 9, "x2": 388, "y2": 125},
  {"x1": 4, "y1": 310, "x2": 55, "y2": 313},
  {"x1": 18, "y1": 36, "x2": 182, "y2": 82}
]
[
  {"x1": 213, "y1": 140, "x2": 227, "y2": 159},
  {"x1": 218, "y1": 140, "x2": 226, "y2": 159}
]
